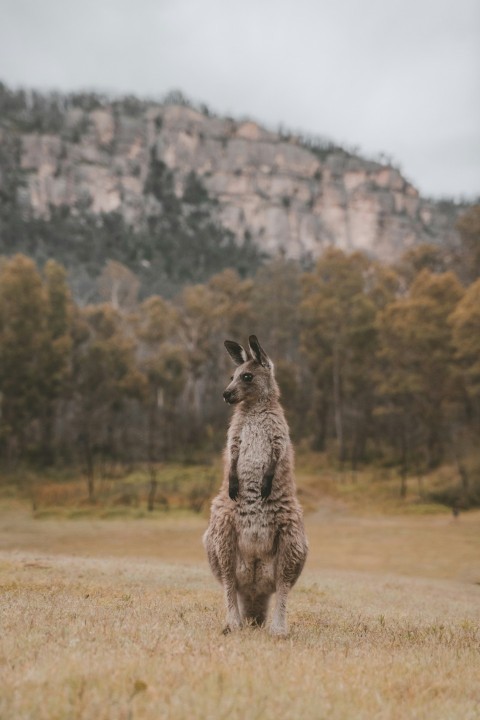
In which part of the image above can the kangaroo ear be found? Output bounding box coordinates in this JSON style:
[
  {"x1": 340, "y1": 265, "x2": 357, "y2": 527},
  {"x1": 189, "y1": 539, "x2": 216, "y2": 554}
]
[
  {"x1": 224, "y1": 340, "x2": 249, "y2": 366},
  {"x1": 248, "y1": 335, "x2": 271, "y2": 369}
]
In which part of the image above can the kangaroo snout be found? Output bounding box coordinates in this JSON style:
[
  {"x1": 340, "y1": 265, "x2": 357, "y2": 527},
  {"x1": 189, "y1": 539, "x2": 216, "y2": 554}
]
[{"x1": 223, "y1": 389, "x2": 236, "y2": 404}]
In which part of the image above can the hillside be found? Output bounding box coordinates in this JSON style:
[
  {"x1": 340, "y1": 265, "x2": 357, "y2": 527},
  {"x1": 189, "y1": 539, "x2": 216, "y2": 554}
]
[{"x1": 0, "y1": 83, "x2": 468, "y2": 298}]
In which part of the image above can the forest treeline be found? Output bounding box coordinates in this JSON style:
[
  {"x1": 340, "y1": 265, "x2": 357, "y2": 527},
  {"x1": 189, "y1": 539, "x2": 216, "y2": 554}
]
[{"x1": 0, "y1": 204, "x2": 479, "y2": 507}]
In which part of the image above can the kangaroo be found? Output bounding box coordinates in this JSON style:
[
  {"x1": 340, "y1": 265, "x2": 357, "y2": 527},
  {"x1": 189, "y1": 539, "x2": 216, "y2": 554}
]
[{"x1": 203, "y1": 335, "x2": 308, "y2": 636}]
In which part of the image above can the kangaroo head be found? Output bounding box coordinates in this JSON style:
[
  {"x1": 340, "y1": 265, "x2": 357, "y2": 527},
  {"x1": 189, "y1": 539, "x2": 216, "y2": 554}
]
[{"x1": 223, "y1": 335, "x2": 279, "y2": 406}]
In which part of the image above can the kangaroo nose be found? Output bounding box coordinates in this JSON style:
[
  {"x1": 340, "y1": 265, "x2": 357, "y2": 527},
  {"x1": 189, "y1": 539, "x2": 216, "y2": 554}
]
[{"x1": 223, "y1": 390, "x2": 232, "y2": 402}]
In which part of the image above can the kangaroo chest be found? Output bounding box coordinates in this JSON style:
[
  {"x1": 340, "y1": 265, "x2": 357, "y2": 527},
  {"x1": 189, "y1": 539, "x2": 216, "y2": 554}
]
[
  {"x1": 230, "y1": 411, "x2": 285, "y2": 559},
  {"x1": 236, "y1": 417, "x2": 272, "y2": 482}
]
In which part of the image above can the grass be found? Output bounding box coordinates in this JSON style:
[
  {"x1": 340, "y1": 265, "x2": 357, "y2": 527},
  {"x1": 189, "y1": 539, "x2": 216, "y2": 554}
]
[
  {"x1": 295, "y1": 453, "x2": 473, "y2": 515},
  {"x1": 1, "y1": 453, "x2": 474, "y2": 518},
  {"x1": 1, "y1": 457, "x2": 480, "y2": 718},
  {"x1": 0, "y1": 462, "x2": 219, "y2": 516},
  {"x1": 1, "y1": 551, "x2": 479, "y2": 720}
]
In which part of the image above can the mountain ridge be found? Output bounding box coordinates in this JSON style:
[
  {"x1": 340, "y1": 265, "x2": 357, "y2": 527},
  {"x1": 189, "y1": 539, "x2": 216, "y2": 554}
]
[{"x1": 0, "y1": 82, "x2": 470, "y2": 279}]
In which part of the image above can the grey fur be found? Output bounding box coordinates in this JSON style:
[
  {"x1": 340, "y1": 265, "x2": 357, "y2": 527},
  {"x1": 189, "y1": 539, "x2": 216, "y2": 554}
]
[{"x1": 203, "y1": 336, "x2": 308, "y2": 636}]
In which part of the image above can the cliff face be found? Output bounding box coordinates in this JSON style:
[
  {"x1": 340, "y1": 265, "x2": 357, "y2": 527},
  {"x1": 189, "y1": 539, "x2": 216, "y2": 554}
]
[{"x1": 10, "y1": 98, "x2": 461, "y2": 263}]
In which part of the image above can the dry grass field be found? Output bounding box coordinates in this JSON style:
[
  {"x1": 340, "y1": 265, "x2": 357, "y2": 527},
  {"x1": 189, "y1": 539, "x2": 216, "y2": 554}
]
[{"x1": 1, "y1": 494, "x2": 480, "y2": 720}]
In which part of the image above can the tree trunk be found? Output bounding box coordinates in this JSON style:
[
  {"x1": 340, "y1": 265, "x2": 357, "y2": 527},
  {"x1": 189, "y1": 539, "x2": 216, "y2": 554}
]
[
  {"x1": 451, "y1": 423, "x2": 470, "y2": 501},
  {"x1": 455, "y1": 449, "x2": 469, "y2": 495},
  {"x1": 81, "y1": 423, "x2": 95, "y2": 502},
  {"x1": 416, "y1": 474, "x2": 424, "y2": 497},
  {"x1": 332, "y1": 341, "x2": 345, "y2": 463},
  {"x1": 41, "y1": 403, "x2": 55, "y2": 466},
  {"x1": 400, "y1": 425, "x2": 408, "y2": 499},
  {"x1": 86, "y1": 451, "x2": 95, "y2": 502},
  {"x1": 312, "y1": 391, "x2": 328, "y2": 451},
  {"x1": 147, "y1": 474, "x2": 157, "y2": 512},
  {"x1": 147, "y1": 394, "x2": 158, "y2": 511}
]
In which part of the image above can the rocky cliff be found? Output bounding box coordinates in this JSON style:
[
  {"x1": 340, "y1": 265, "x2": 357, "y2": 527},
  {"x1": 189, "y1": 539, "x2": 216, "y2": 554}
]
[{"x1": 1, "y1": 87, "x2": 464, "y2": 264}]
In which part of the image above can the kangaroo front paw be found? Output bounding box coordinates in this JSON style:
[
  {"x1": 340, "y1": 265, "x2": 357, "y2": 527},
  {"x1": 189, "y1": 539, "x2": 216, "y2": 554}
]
[
  {"x1": 229, "y1": 471, "x2": 239, "y2": 501},
  {"x1": 261, "y1": 474, "x2": 273, "y2": 499}
]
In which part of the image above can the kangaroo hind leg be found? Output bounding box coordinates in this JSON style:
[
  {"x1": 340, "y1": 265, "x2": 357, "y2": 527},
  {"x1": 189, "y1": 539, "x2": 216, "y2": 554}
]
[{"x1": 271, "y1": 528, "x2": 308, "y2": 637}]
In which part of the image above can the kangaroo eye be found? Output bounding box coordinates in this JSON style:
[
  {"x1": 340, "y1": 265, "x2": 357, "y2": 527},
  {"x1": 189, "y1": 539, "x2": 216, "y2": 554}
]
[
  {"x1": 241, "y1": 373, "x2": 253, "y2": 382},
  {"x1": 230, "y1": 376, "x2": 234, "y2": 381}
]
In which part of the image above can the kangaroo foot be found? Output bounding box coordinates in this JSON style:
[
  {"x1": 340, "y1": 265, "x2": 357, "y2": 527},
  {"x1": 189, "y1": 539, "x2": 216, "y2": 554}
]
[{"x1": 269, "y1": 622, "x2": 288, "y2": 637}]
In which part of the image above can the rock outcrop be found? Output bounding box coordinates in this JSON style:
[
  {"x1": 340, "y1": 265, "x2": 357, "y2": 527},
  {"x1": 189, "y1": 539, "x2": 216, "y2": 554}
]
[{"x1": 7, "y1": 96, "x2": 463, "y2": 263}]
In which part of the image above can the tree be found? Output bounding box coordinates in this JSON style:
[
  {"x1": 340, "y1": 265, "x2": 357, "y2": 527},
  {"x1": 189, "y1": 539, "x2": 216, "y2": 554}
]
[
  {"x1": 456, "y1": 204, "x2": 480, "y2": 281},
  {"x1": 0, "y1": 256, "x2": 74, "y2": 466},
  {"x1": 98, "y1": 260, "x2": 140, "y2": 311},
  {"x1": 134, "y1": 295, "x2": 186, "y2": 508},
  {"x1": 300, "y1": 249, "x2": 379, "y2": 462},
  {"x1": 376, "y1": 270, "x2": 463, "y2": 492},
  {"x1": 72, "y1": 304, "x2": 144, "y2": 500},
  {"x1": 448, "y1": 278, "x2": 480, "y2": 500},
  {"x1": 396, "y1": 243, "x2": 449, "y2": 287},
  {"x1": 450, "y1": 278, "x2": 480, "y2": 411},
  {"x1": 0, "y1": 255, "x2": 48, "y2": 463},
  {"x1": 178, "y1": 269, "x2": 254, "y2": 444},
  {"x1": 38, "y1": 260, "x2": 74, "y2": 464},
  {"x1": 251, "y1": 257, "x2": 306, "y2": 437}
]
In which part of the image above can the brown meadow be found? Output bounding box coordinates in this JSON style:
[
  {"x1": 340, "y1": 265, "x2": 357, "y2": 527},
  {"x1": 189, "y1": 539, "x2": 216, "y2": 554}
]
[{"x1": 1, "y1": 498, "x2": 479, "y2": 720}]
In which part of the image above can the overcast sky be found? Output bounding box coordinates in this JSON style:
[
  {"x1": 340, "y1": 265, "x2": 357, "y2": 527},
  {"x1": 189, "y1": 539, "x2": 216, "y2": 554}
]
[{"x1": 1, "y1": 0, "x2": 479, "y2": 198}]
